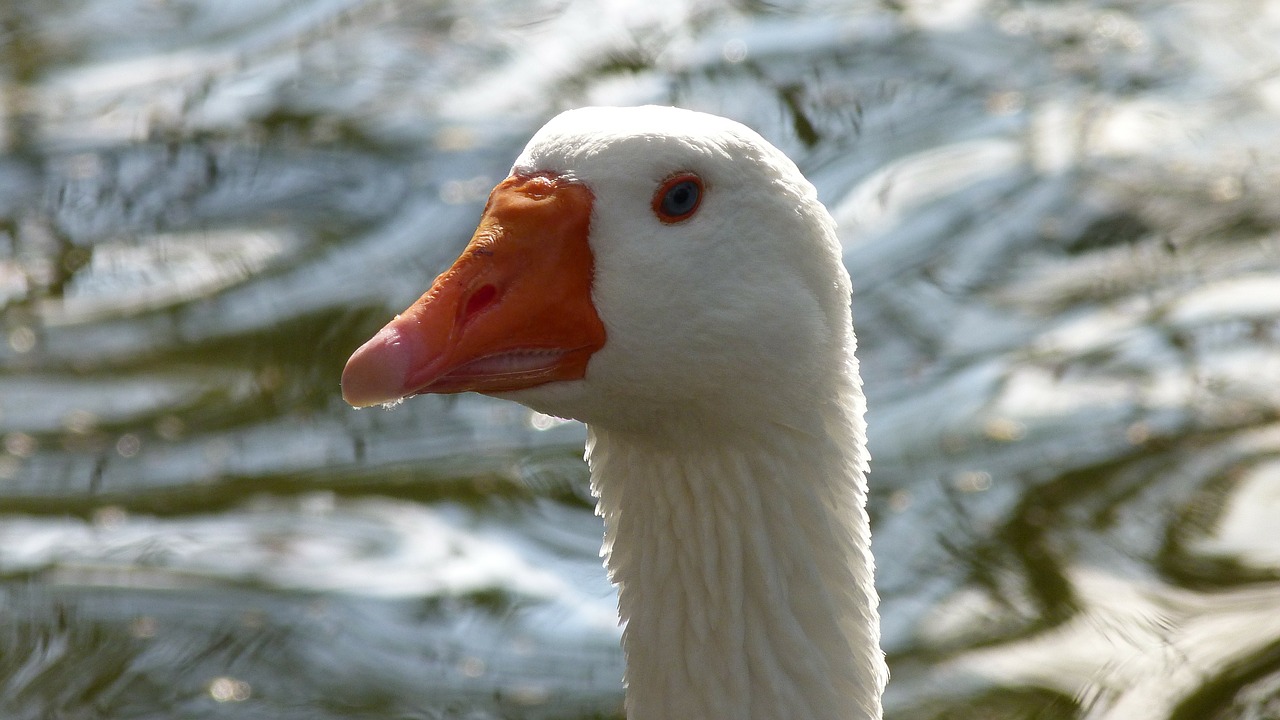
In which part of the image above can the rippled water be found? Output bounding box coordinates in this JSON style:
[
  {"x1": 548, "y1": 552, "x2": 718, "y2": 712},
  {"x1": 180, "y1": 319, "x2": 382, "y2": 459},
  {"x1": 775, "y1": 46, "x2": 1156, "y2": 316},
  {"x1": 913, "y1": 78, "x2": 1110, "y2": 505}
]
[{"x1": 3, "y1": 1, "x2": 1280, "y2": 718}]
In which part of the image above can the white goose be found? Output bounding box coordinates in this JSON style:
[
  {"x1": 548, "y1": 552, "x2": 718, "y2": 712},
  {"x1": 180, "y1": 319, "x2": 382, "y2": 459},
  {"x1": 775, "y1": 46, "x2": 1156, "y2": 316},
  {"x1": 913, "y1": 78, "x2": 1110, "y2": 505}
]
[{"x1": 342, "y1": 105, "x2": 886, "y2": 720}]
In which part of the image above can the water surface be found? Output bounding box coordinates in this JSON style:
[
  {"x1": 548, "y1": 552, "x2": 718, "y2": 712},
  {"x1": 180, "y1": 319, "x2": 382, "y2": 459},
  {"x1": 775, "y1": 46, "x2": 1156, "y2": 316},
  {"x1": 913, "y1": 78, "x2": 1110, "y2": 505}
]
[{"x1": 3, "y1": 1, "x2": 1280, "y2": 718}]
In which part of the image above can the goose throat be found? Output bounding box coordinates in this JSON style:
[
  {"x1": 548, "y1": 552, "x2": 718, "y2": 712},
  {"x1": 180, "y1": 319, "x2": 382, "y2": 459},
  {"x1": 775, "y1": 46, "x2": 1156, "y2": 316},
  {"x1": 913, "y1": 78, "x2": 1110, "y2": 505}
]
[{"x1": 586, "y1": 409, "x2": 885, "y2": 720}]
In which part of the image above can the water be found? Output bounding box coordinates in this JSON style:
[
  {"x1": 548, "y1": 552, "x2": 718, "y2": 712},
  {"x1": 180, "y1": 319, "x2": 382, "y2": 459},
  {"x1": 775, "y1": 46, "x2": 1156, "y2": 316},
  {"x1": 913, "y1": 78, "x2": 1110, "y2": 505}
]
[{"x1": 3, "y1": 1, "x2": 1280, "y2": 718}]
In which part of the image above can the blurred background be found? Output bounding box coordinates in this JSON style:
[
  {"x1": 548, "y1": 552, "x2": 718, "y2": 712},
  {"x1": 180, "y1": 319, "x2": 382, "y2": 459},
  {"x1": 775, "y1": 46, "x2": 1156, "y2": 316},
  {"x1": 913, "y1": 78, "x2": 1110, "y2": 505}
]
[{"x1": 2, "y1": 0, "x2": 1280, "y2": 718}]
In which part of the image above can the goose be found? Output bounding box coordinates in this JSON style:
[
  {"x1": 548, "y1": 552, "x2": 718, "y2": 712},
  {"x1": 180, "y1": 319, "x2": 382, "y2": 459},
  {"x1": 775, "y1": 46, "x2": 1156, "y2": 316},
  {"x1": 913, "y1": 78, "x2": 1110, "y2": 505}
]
[{"x1": 341, "y1": 105, "x2": 886, "y2": 720}]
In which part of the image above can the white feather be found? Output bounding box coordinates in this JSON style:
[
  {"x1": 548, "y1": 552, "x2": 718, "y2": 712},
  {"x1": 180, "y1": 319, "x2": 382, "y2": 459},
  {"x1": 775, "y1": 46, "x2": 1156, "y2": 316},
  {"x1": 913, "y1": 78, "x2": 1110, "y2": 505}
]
[{"x1": 500, "y1": 105, "x2": 886, "y2": 720}]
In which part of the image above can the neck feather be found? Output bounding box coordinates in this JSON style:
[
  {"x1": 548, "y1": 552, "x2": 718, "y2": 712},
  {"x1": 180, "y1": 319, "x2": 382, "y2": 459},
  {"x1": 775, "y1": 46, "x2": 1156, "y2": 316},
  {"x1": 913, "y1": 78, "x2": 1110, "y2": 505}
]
[{"x1": 585, "y1": 379, "x2": 885, "y2": 720}]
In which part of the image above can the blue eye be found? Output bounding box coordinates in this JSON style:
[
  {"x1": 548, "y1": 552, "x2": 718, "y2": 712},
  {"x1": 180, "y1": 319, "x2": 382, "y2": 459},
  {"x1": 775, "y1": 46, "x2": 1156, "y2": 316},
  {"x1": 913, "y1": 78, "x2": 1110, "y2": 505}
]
[
  {"x1": 661, "y1": 181, "x2": 699, "y2": 216},
  {"x1": 652, "y1": 173, "x2": 704, "y2": 223}
]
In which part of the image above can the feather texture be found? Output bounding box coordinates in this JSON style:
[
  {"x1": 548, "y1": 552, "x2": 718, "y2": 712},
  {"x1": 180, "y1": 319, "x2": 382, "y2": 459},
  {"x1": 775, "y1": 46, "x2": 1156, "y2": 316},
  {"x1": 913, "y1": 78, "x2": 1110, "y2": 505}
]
[{"x1": 587, "y1": 356, "x2": 884, "y2": 720}]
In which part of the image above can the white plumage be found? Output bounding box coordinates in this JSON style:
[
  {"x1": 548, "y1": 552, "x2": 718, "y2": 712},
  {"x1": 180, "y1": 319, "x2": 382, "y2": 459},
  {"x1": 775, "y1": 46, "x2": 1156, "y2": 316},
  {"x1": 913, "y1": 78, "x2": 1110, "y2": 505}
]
[{"x1": 343, "y1": 105, "x2": 886, "y2": 719}]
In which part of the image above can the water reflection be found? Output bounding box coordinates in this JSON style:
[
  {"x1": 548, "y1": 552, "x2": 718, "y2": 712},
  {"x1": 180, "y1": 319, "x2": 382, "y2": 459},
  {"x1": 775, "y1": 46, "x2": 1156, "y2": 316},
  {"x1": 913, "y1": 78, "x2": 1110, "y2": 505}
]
[{"x1": 2, "y1": 1, "x2": 1280, "y2": 718}]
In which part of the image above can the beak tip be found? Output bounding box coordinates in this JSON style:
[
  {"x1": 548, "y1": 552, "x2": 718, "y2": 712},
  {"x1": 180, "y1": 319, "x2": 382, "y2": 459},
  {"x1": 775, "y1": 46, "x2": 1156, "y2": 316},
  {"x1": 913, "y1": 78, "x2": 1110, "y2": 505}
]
[{"x1": 341, "y1": 325, "x2": 415, "y2": 408}]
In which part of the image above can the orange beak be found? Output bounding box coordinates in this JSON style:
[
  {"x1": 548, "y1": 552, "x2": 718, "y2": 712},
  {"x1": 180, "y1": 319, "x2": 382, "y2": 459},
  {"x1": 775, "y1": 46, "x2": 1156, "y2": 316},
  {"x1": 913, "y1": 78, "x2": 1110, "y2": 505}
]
[{"x1": 341, "y1": 172, "x2": 606, "y2": 408}]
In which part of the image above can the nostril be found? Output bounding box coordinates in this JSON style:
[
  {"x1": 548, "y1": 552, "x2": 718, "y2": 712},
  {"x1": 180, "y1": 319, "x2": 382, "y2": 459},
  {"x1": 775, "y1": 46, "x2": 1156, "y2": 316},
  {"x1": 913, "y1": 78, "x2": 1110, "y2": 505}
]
[{"x1": 461, "y1": 284, "x2": 498, "y2": 325}]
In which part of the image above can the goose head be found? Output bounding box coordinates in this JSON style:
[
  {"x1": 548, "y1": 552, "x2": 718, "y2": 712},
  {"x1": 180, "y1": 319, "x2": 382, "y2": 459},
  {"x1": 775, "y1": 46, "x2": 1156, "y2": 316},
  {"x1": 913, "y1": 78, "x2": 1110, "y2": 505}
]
[{"x1": 342, "y1": 106, "x2": 853, "y2": 432}]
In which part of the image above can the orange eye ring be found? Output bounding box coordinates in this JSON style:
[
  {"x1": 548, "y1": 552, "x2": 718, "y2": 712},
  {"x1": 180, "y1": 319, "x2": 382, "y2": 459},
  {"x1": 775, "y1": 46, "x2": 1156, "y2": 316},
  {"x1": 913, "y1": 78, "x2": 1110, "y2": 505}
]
[{"x1": 651, "y1": 172, "x2": 704, "y2": 224}]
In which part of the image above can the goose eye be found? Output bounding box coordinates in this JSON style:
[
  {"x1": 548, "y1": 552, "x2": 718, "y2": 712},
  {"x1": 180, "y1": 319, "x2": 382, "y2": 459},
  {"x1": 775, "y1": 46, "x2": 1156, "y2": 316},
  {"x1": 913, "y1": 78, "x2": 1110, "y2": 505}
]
[{"x1": 652, "y1": 173, "x2": 703, "y2": 224}]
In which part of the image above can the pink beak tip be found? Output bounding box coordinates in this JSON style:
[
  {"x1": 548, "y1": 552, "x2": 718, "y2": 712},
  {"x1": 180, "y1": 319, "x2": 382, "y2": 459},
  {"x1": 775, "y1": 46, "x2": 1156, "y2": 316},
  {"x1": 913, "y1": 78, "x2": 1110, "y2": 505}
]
[{"x1": 341, "y1": 325, "x2": 415, "y2": 408}]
